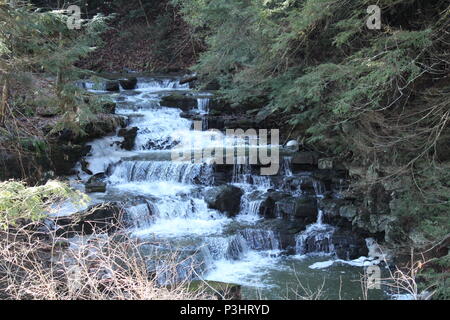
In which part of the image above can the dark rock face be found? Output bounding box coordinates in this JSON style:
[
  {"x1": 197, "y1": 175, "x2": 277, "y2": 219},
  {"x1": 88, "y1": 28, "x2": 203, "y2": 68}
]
[
  {"x1": 49, "y1": 144, "x2": 91, "y2": 176},
  {"x1": 259, "y1": 219, "x2": 305, "y2": 254},
  {"x1": 258, "y1": 191, "x2": 290, "y2": 219},
  {"x1": 85, "y1": 173, "x2": 107, "y2": 193},
  {"x1": 291, "y1": 152, "x2": 319, "y2": 166},
  {"x1": 105, "y1": 80, "x2": 120, "y2": 92},
  {"x1": 282, "y1": 175, "x2": 317, "y2": 195},
  {"x1": 118, "y1": 127, "x2": 138, "y2": 151},
  {"x1": 119, "y1": 77, "x2": 138, "y2": 90},
  {"x1": 275, "y1": 196, "x2": 318, "y2": 224},
  {"x1": 160, "y1": 94, "x2": 197, "y2": 111},
  {"x1": 53, "y1": 202, "x2": 124, "y2": 237},
  {"x1": 80, "y1": 158, "x2": 93, "y2": 175},
  {"x1": 204, "y1": 185, "x2": 244, "y2": 217},
  {"x1": 365, "y1": 183, "x2": 391, "y2": 215},
  {"x1": 331, "y1": 230, "x2": 368, "y2": 260}
]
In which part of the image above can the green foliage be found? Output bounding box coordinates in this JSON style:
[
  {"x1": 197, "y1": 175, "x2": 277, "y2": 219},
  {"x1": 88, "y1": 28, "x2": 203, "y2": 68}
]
[
  {"x1": 0, "y1": 2, "x2": 111, "y2": 132},
  {"x1": 174, "y1": 0, "x2": 448, "y2": 156},
  {"x1": 0, "y1": 180, "x2": 88, "y2": 230},
  {"x1": 176, "y1": 1, "x2": 450, "y2": 292},
  {"x1": 418, "y1": 253, "x2": 450, "y2": 300}
]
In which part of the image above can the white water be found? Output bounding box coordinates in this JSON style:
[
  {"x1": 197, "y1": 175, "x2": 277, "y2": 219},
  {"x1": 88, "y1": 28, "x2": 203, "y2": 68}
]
[
  {"x1": 71, "y1": 76, "x2": 380, "y2": 299},
  {"x1": 295, "y1": 209, "x2": 336, "y2": 256}
]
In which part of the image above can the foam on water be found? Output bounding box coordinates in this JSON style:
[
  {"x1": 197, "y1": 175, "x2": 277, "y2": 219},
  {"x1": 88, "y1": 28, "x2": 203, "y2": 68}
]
[{"x1": 205, "y1": 250, "x2": 284, "y2": 288}]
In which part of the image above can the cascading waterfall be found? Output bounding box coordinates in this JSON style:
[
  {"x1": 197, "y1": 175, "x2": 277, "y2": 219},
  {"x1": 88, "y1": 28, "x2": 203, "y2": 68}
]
[
  {"x1": 73, "y1": 75, "x2": 373, "y2": 299},
  {"x1": 197, "y1": 98, "x2": 210, "y2": 114},
  {"x1": 240, "y1": 229, "x2": 281, "y2": 251},
  {"x1": 125, "y1": 202, "x2": 155, "y2": 229},
  {"x1": 295, "y1": 209, "x2": 336, "y2": 256},
  {"x1": 108, "y1": 161, "x2": 213, "y2": 184},
  {"x1": 282, "y1": 156, "x2": 293, "y2": 177},
  {"x1": 137, "y1": 78, "x2": 189, "y2": 90}
]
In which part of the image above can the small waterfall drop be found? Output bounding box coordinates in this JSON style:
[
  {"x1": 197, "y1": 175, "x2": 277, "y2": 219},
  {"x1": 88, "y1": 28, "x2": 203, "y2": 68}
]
[{"x1": 295, "y1": 209, "x2": 336, "y2": 256}]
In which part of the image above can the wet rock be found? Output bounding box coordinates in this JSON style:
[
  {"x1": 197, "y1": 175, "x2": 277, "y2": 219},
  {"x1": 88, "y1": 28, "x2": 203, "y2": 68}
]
[
  {"x1": 296, "y1": 225, "x2": 335, "y2": 255},
  {"x1": 85, "y1": 173, "x2": 107, "y2": 193},
  {"x1": 52, "y1": 202, "x2": 124, "y2": 237},
  {"x1": 49, "y1": 144, "x2": 91, "y2": 176},
  {"x1": 118, "y1": 127, "x2": 138, "y2": 151},
  {"x1": 160, "y1": 94, "x2": 197, "y2": 111},
  {"x1": 258, "y1": 191, "x2": 290, "y2": 219},
  {"x1": 282, "y1": 175, "x2": 316, "y2": 195},
  {"x1": 260, "y1": 219, "x2": 305, "y2": 253},
  {"x1": 119, "y1": 77, "x2": 138, "y2": 90},
  {"x1": 143, "y1": 137, "x2": 179, "y2": 151},
  {"x1": 275, "y1": 196, "x2": 317, "y2": 224},
  {"x1": 331, "y1": 230, "x2": 368, "y2": 260},
  {"x1": 204, "y1": 185, "x2": 244, "y2": 217},
  {"x1": 80, "y1": 158, "x2": 93, "y2": 175},
  {"x1": 105, "y1": 80, "x2": 120, "y2": 92},
  {"x1": 83, "y1": 115, "x2": 126, "y2": 140}
]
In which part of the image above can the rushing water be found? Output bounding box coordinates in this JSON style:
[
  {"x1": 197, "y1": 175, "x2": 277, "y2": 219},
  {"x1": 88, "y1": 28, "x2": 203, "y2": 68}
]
[{"x1": 71, "y1": 75, "x2": 387, "y2": 299}]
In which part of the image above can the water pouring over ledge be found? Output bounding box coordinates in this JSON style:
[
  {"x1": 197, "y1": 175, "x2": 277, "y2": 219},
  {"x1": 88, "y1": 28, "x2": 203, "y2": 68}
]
[{"x1": 69, "y1": 75, "x2": 385, "y2": 299}]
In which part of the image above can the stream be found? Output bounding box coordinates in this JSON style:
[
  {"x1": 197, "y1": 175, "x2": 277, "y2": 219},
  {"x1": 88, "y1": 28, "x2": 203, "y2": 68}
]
[{"x1": 69, "y1": 75, "x2": 387, "y2": 300}]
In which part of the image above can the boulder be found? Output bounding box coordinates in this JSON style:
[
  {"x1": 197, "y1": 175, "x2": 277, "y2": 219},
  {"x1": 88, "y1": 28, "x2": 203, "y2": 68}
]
[
  {"x1": 160, "y1": 94, "x2": 197, "y2": 111},
  {"x1": 85, "y1": 173, "x2": 107, "y2": 193},
  {"x1": 105, "y1": 80, "x2": 120, "y2": 92},
  {"x1": 49, "y1": 143, "x2": 91, "y2": 176},
  {"x1": 204, "y1": 185, "x2": 244, "y2": 217},
  {"x1": 52, "y1": 202, "x2": 123, "y2": 237},
  {"x1": 118, "y1": 127, "x2": 138, "y2": 151},
  {"x1": 119, "y1": 77, "x2": 138, "y2": 90}
]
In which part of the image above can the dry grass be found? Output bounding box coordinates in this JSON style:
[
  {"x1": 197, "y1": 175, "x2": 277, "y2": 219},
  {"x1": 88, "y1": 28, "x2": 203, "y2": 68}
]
[{"x1": 0, "y1": 222, "x2": 213, "y2": 300}]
